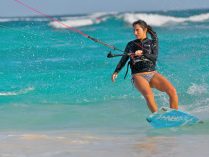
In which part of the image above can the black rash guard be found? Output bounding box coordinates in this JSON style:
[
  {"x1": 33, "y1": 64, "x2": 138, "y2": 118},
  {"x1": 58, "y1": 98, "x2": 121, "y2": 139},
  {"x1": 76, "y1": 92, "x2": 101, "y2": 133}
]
[{"x1": 114, "y1": 28, "x2": 158, "y2": 75}]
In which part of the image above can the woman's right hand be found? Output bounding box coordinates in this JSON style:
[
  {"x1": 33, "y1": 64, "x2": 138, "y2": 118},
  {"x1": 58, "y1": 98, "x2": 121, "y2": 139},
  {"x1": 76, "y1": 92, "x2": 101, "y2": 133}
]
[
  {"x1": 111, "y1": 72, "x2": 118, "y2": 82},
  {"x1": 135, "y1": 50, "x2": 143, "y2": 56}
]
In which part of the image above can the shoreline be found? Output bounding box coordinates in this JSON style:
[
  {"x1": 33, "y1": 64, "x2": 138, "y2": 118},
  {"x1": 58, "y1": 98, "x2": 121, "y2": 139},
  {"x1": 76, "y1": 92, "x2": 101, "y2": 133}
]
[{"x1": 0, "y1": 130, "x2": 209, "y2": 157}]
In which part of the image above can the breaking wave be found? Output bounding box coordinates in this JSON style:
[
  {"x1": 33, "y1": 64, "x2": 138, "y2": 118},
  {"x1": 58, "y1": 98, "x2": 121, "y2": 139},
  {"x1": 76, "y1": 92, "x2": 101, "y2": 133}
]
[
  {"x1": 1, "y1": 11, "x2": 209, "y2": 27},
  {"x1": 49, "y1": 11, "x2": 209, "y2": 28},
  {"x1": 49, "y1": 12, "x2": 114, "y2": 28},
  {"x1": 119, "y1": 12, "x2": 209, "y2": 26}
]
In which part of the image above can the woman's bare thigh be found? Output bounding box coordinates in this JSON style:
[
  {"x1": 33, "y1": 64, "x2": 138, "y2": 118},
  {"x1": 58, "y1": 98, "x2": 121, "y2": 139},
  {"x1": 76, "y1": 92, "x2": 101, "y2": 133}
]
[
  {"x1": 149, "y1": 72, "x2": 174, "y2": 92},
  {"x1": 133, "y1": 74, "x2": 153, "y2": 96}
]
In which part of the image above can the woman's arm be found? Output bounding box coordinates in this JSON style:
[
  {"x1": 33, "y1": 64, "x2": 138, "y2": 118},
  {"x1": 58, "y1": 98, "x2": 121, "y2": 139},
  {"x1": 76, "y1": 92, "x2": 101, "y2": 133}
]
[
  {"x1": 114, "y1": 54, "x2": 129, "y2": 74},
  {"x1": 113, "y1": 43, "x2": 131, "y2": 73}
]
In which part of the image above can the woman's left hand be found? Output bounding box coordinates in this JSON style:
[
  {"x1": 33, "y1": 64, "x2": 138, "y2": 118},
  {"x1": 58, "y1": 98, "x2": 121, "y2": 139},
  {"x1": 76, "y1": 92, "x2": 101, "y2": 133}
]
[{"x1": 111, "y1": 72, "x2": 118, "y2": 82}]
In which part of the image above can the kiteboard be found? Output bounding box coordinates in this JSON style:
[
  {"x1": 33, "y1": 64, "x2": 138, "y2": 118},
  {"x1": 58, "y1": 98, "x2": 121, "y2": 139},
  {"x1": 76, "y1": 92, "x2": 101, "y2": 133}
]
[{"x1": 146, "y1": 107, "x2": 200, "y2": 128}]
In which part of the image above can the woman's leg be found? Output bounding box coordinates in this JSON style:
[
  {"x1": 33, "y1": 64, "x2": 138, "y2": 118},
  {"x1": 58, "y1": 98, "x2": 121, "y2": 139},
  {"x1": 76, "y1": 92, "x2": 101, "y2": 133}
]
[
  {"x1": 150, "y1": 73, "x2": 178, "y2": 109},
  {"x1": 133, "y1": 74, "x2": 158, "y2": 113}
]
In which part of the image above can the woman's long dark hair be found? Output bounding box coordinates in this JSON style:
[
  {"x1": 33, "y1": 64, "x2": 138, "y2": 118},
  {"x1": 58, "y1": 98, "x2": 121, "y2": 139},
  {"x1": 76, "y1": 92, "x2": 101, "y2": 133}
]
[{"x1": 132, "y1": 19, "x2": 153, "y2": 32}]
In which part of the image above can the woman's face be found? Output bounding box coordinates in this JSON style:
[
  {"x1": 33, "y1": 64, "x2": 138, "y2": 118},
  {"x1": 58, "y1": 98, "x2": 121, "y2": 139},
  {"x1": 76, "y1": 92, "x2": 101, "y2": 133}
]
[{"x1": 133, "y1": 24, "x2": 147, "y2": 40}]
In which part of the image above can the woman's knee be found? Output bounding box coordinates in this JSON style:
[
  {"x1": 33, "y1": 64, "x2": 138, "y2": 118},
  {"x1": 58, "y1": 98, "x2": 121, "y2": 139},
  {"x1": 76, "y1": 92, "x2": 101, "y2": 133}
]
[{"x1": 166, "y1": 86, "x2": 177, "y2": 96}]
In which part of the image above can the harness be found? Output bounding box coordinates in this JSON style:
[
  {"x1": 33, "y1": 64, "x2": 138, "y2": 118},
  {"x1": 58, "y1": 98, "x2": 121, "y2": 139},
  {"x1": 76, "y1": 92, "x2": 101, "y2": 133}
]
[
  {"x1": 124, "y1": 56, "x2": 153, "y2": 79},
  {"x1": 124, "y1": 40, "x2": 154, "y2": 79}
]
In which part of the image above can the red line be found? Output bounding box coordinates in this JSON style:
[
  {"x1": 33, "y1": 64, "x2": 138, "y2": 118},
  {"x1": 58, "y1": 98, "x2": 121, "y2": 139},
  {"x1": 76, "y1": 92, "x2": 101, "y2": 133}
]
[{"x1": 14, "y1": 0, "x2": 89, "y2": 38}]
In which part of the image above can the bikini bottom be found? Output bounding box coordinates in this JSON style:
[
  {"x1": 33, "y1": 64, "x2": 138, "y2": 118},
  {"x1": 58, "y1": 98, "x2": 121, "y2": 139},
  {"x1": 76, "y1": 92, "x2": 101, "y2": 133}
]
[{"x1": 132, "y1": 71, "x2": 156, "y2": 83}]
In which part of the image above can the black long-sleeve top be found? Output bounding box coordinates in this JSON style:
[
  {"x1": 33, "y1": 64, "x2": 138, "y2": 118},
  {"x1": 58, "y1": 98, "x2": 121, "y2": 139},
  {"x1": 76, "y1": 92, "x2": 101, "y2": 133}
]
[{"x1": 114, "y1": 29, "x2": 158, "y2": 74}]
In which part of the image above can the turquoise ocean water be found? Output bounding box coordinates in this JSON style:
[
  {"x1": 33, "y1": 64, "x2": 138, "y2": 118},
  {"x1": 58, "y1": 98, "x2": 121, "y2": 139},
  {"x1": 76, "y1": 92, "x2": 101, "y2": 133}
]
[{"x1": 0, "y1": 9, "x2": 209, "y2": 156}]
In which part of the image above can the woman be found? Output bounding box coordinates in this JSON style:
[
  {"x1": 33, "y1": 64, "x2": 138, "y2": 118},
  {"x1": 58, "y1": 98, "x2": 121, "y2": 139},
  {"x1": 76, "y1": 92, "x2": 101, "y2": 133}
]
[{"x1": 111, "y1": 20, "x2": 178, "y2": 113}]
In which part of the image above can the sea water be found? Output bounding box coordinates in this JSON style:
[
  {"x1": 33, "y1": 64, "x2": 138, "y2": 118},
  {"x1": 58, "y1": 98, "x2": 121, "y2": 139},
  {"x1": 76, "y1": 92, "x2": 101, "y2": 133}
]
[{"x1": 0, "y1": 9, "x2": 209, "y2": 157}]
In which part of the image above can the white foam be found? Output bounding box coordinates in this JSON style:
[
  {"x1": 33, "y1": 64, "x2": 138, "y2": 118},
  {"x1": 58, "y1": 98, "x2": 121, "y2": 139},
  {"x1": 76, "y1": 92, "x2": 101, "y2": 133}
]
[
  {"x1": 120, "y1": 13, "x2": 185, "y2": 26},
  {"x1": 0, "y1": 87, "x2": 34, "y2": 96},
  {"x1": 88, "y1": 12, "x2": 117, "y2": 19},
  {"x1": 189, "y1": 100, "x2": 209, "y2": 120},
  {"x1": 188, "y1": 13, "x2": 209, "y2": 22},
  {"x1": 1, "y1": 11, "x2": 209, "y2": 27},
  {"x1": 0, "y1": 18, "x2": 12, "y2": 22},
  {"x1": 49, "y1": 18, "x2": 100, "y2": 28},
  {"x1": 187, "y1": 83, "x2": 208, "y2": 96},
  {"x1": 48, "y1": 12, "x2": 112, "y2": 28},
  {"x1": 119, "y1": 12, "x2": 209, "y2": 26},
  {"x1": 191, "y1": 105, "x2": 209, "y2": 113},
  {"x1": 0, "y1": 17, "x2": 48, "y2": 23}
]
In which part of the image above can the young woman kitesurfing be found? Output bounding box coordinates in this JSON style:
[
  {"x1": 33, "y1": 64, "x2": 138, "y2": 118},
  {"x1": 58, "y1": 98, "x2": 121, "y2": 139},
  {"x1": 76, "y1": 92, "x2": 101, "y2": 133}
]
[
  {"x1": 111, "y1": 20, "x2": 178, "y2": 113},
  {"x1": 14, "y1": 0, "x2": 178, "y2": 113}
]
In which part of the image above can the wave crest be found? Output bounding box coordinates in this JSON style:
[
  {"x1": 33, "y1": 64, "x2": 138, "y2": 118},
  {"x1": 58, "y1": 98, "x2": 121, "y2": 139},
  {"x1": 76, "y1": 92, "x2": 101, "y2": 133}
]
[
  {"x1": 0, "y1": 17, "x2": 49, "y2": 23},
  {"x1": 1, "y1": 11, "x2": 209, "y2": 27},
  {"x1": 119, "y1": 12, "x2": 209, "y2": 26},
  {"x1": 49, "y1": 12, "x2": 113, "y2": 28}
]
